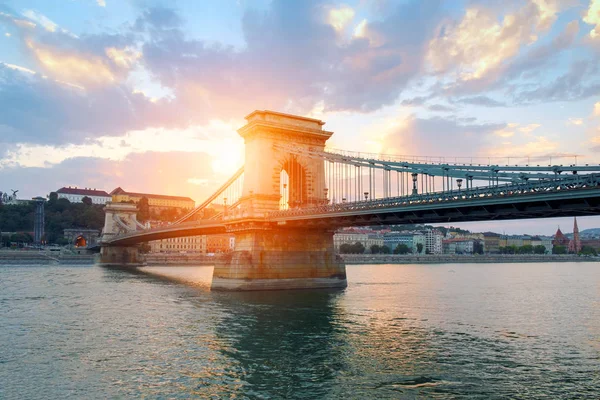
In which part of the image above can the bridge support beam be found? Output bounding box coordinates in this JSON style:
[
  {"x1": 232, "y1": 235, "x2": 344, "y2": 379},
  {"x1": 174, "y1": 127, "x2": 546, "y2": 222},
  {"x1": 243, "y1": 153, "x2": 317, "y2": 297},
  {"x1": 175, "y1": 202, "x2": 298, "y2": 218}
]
[
  {"x1": 98, "y1": 245, "x2": 143, "y2": 267},
  {"x1": 212, "y1": 228, "x2": 346, "y2": 291}
]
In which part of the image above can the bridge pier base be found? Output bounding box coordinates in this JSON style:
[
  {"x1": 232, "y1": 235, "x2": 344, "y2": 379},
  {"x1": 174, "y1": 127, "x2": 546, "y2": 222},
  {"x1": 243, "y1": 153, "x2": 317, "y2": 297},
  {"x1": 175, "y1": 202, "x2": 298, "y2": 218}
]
[
  {"x1": 212, "y1": 228, "x2": 347, "y2": 291},
  {"x1": 98, "y1": 245, "x2": 143, "y2": 267}
]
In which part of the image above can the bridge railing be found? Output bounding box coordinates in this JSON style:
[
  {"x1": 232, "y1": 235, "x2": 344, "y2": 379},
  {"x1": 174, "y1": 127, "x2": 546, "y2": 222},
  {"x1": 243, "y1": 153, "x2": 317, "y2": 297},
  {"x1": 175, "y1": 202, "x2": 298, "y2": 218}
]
[{"x1": 265, "y1": 173, "x2": 600, "y2": 219}]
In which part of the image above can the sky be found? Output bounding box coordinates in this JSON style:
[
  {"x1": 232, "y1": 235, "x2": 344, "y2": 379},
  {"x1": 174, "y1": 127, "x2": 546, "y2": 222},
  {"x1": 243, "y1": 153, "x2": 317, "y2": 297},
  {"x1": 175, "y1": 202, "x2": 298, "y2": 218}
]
[{"x1": 1, "y1": 0, "x2": 600, "y2": 235}]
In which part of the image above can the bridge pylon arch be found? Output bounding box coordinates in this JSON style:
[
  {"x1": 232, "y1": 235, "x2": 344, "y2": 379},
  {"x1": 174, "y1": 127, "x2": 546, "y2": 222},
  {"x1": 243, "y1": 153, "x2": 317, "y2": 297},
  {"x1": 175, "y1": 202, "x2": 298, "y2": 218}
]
[
  {"x1": 212, "y1": 110, "x2": 347, "y2": 290},
  {"x1": 237, "y1": 110, "x2": 330, "y2": 216}
]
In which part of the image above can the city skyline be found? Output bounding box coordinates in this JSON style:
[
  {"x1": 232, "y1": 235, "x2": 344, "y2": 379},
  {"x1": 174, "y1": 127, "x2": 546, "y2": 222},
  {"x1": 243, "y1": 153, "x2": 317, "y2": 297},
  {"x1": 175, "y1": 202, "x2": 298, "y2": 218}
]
[{"x1": 2, "y1": 0, "x2": 600, "y2": 235}]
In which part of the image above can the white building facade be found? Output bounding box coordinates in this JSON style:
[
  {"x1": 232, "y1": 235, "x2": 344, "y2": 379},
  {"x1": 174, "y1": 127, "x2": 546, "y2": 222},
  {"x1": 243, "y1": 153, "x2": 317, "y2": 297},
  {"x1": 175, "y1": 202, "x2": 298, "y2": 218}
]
[{"x1": 56, "y1": 187, "x2": 111, "y2": 204}]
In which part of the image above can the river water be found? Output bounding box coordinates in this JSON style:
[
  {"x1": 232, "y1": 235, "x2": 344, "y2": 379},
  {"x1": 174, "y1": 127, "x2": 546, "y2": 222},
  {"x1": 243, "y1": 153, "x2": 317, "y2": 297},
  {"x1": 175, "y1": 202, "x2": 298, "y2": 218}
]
[{"x1": 1, "y1": 263, "x2": 599, "y2": 399}]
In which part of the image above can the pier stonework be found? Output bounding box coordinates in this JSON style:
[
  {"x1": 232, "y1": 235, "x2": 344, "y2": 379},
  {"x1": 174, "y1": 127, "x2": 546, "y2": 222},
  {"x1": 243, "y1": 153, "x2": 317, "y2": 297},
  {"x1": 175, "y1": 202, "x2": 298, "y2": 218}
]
[
  {"x1": 212, "y1": 227, "x2": 346, "y2": 290},
  {"x1": 98, "y1": 202, "x2": 143, "y2": 267},
  {"x1": 212, "y1": 111, "x2": 347, "y2": 290}
]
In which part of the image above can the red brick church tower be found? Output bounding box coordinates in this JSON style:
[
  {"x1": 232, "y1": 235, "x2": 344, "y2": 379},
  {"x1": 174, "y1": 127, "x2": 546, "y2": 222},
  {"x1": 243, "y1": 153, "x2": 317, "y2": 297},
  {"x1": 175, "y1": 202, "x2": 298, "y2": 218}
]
[{"x1": 568, "y1": 217, "x2": 582, "y2": 254}]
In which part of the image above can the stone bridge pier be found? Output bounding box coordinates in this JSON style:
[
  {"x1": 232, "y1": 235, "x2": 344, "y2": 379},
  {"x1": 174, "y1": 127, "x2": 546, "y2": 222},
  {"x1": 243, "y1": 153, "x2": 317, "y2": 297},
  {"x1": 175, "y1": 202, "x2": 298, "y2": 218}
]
[
  {"x1": 98, "y1": 202, "x2": 143, "y2": 267},
  {"x1": 212, "y1": 111, "x2": 347, "y2": 290}
]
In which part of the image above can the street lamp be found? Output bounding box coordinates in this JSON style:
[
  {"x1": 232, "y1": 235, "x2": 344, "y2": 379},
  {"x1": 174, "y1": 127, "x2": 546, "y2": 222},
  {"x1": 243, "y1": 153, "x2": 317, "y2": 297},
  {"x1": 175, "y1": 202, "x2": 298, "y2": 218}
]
[
  {"x1": 323, "y1": 188, "x2": 328, "y2": 204},
  {"x1": 364, "y1": 191, "x2": 369, "y2": 201},
  {"x1": 283, "y1": 183, "x2": 287, "y2": 209},
  {"x1": 456, "y1": 179, "x2": 463, "y2": 192},
  {"x1": 223, "y1": 197, "x2": 228, "y2": 217},
  {"x1": 411, "y1": 173, "x2": 418, "y2": 195}
]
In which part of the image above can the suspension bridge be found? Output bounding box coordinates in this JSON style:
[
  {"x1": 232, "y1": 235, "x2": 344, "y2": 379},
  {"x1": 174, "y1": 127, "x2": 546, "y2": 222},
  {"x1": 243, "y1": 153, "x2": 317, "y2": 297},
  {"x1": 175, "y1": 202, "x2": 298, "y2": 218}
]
[{"x1": 99, "y1": 110, "x2": 600, "y2": 290}]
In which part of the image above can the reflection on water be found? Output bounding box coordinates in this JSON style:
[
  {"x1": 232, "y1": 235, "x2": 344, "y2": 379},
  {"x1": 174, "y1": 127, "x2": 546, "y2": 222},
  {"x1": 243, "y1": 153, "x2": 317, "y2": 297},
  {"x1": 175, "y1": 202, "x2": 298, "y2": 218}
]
[{"x1": 0, "y1": 263, "x2": 599, "y2": 399}]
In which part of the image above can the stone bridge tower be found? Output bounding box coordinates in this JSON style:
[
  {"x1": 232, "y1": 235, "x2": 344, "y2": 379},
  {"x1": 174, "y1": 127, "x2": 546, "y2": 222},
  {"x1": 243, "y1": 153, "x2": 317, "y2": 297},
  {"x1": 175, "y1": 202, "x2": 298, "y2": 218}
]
[
  {"x1": 212, "y1": 111, "x2": 347, "y2": 291},
  {"x1": 99, "y1": 202, "x2": 143, "y2": 266},
  {"x1": 239, "y1": 110, "x2": 331, "y2": 216}
]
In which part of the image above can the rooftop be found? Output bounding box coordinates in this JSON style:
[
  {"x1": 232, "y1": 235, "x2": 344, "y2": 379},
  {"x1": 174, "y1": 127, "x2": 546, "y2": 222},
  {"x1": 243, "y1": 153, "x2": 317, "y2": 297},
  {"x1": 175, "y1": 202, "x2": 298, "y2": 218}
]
[
  {"x1": 110, "y1": 187, "x2": 194, "y2": 202},
  {"x1": 56, "y1": 187, "x2": 110, "y2": 197}
]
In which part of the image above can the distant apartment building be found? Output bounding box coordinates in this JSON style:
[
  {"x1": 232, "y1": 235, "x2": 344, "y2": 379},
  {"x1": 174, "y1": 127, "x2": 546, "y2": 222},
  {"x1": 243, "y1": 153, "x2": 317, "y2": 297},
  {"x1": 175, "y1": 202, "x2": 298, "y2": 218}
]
[
  {"x1": 334, "y1": 229, "x2": 384, "y2": 253},
  {"x1": 56, "y1": 187, "x2": 112, "y2": 204},
  {"x1": 443, "y1": 239, "x2": 474, "y2": 254},
  {"x1": 149, "y1": 236, "x2": 206, "y2": 253},
  {"x1": 207, "y1": 234, "x2": 236, "y2": 253},
  {"x1": 482, "y1": 232, "x2": 501, "y2": 253},
  {"x1": 530, "y1": 236, "x2": 553, "y2": 253},
  {"x1": 383, "y1": 232, "x2": 426, "y2": 253},
  {"x1": 149, "y1": 234, "x2": 235, "y2": 254},
  {"x1": 110, "y1": 187, "x2": 195, "y2": 211},
  {"x1": 425, "y1": 230, "x2": 443, "y2": 254}
]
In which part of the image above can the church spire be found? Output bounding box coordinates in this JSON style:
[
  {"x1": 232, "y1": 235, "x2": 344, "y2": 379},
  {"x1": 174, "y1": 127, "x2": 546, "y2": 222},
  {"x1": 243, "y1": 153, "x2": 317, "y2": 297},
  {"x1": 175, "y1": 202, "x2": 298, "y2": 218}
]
[{"x1": 568, "y1": 217, "x2": 582, "y2": 253}]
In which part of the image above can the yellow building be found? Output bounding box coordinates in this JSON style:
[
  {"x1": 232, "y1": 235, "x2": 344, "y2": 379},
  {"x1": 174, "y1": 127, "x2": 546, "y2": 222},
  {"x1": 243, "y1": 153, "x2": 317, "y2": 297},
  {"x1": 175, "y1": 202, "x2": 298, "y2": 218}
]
[
  {"x1": 149, "y1": 236, "x2": 206, "y2": 253},
  {"x1": 110, "y1": 187, "x2": 195, "y2": 211}
]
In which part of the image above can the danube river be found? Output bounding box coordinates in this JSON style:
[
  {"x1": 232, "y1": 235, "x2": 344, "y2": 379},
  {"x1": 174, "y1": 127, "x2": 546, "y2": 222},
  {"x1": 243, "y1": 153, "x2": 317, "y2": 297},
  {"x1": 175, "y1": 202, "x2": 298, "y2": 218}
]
[{"x1": 1, "y1": 263, "x2": 599, "y2": 399}]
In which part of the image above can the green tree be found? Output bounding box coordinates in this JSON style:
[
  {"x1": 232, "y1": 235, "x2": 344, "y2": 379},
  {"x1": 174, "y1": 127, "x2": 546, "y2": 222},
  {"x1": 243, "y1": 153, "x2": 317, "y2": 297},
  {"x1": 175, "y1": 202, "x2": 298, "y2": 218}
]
[
  {"x1": 533, "y1": 245, "x2": 547, "y2": 254},
  {"x1": 579, "y1": 246, "x2": 597, "y2": 256},
  {"x1": 351, "y1": 242, "x2": 365, "y2": 254},
  {"x1": 81, "y1": 196, "x2": 93, "y2": 206},
  {"x1": 394, "y1": 243, "x2": 411, "y2": 254},
  {"x1": 552, "y1": 245, "x2": 567, "y2": 255},
  {"x1": 380, "y1": 245, "x2": 391, "y2": 254},
  {"x1": 137, "y1": 197, "x2": 150, "y2": 222},
  {"x1": 518, "y1": 245, "x2": 534, "y2": 254},
  {"x1": 139, "y1": 243, "x2": 151, "y2": 254},
  {"x1": 339, "y1": 243, "x2": 352, "y2": 254},
  {"x1": 370, "y1": 244, "x2": 381, "y2": 254},
  {"x1": 55, "y1": 237, "x2": 69, "y2": 246},
  {"x1": 48, "y1": 192, "x2": 58, "y2": 204},
  {"x1": 416, "y1": 243, "x2": 424, "y2": 254}
]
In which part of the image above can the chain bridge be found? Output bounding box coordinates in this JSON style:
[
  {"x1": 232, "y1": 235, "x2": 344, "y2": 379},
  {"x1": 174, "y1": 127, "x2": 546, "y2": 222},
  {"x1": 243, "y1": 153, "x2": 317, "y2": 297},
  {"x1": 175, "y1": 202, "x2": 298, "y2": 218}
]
[{"x1": 99, "y1": 110, "x2": 600, "y2": 290}]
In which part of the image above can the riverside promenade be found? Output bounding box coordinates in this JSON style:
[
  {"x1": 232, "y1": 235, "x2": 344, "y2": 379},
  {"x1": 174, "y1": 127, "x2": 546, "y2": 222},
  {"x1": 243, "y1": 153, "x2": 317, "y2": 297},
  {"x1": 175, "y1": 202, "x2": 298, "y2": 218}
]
[
  {"x1": 0, "y1": 250, "x2": 96, "y2": 265},
  {"x1": 340, "y1": 254, "x2": 600, "y2": 264}
]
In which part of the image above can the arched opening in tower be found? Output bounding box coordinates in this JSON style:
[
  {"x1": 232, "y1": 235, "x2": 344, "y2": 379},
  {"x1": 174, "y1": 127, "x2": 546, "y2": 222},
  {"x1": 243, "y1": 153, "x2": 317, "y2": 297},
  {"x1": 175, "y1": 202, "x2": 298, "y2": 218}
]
[
  {"x1": 279, "y1": 169, "x2": 289, "y2": 210},
  {"x1": 75, "y1": 235, "x2": 87, "y2": 247},
  {"x1": 281, "y1": 157, "x2": 308, "y2": 209}
]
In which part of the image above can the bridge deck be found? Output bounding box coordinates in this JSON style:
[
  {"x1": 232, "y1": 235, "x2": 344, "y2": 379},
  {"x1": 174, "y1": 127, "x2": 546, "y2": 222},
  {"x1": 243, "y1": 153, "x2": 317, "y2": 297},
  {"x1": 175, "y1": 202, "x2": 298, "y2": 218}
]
[{"x1": 105, "y1": 176, "x2": 600, "y2": 246}]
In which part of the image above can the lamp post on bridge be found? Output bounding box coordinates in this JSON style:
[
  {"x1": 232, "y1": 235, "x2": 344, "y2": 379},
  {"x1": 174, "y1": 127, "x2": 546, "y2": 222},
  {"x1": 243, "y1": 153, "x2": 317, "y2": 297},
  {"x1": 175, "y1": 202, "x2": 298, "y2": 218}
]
[
  {"x1": 364, "y1": 191, "x2": 369, "y2": 201},
  {"x1": 411, "y1": 173, "x2": 418, "y2": 195},
  {"x1": 456, "y1": 179, "x2": 463, "y2": 193},
  {"x1": 323, "y1": 188, "x2": 328, "y2": 205}
]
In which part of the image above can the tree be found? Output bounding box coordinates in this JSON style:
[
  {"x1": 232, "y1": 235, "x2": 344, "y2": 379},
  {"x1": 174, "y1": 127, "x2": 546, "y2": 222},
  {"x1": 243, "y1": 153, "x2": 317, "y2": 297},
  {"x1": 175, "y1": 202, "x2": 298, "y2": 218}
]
[
  {"x1": 394, "y1": 243, "x2": 410, "y2": 254},
  {"x1": 380, "y1": 245, "x2": 391, "y2": 254},
  {"x1": 552, "y1": 245, "x2": 567, "y2": 255},
  {"x1": 339, "y1": 243, "x2": 352, "y2": 254},
  {"x1": 48, "y1": 192, "x2": 58, "y2": 204},
  {"x1": 533, "y1": 245, "x2": 547, "y2": 254},
  {"x1": 81, "y1": 196, "x2": 93, "y2": 206},
  {"x1": 370, "y1": 244, "x2": 381, "y2": 254},
  {"x1": 137, "y1": 197, "x2": 150, "y2": 222},
  {"x1": 351, "y1": 242, "x2": 365, "y2": 254},
  {"x1": 518, "y1": 245, "x2": 534, "y2": 254},
  {"x1": 416, "y1": 243, "x2": 424, "y2": 254},
  {"x1": 473, "y1": 240, "x2": 484, "y2": 254},
  {"x1": 579, "y1": 246, "x2": 597, "y2": 256},
  {"x1": 139, "y1": 243, "x2": 151, "y2": 254}
]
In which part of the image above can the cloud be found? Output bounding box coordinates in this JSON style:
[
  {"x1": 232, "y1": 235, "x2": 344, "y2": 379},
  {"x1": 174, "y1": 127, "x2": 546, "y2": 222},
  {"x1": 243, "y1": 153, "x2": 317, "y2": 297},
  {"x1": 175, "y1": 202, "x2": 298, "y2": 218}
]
[
  {"x1": 427, "y1": 1, "x2": 557, "y2": 85},
  {"x1": 514, "y1": 60, "x2": 600, "y2": 103},
  {"x1": 327, "y1": 6, "x2": 355, "y2": 32},
  {"x1": 380, "y1": 114, "x2": 506, "y2": 157},
  {"x1": 0, "y1": 151, "x2": 218, "y2": 202},
  {"x1": 583, "y1": 0, "x2": 600, "y2": 39},
  {"x1": 594, "y1": 101, "x2": 600, "y2": 116},
  {"x1": 568, "y1": 118, "x2": 584, "y2": 125},
  {"x1": 97, "y1": 0, "x2": 106, "y2": 7},
  {"x1": 453, "y1": 95, "x2": 506, "y2": 107},
  {"x1": 140, "y1": 0, "x2": 444, "y2": 118},
  {"x1": 0, "y1": 65, "x2": 163, "y2": 146},
  {"x1": 22, "y1": 10, "x2": 57, "y2": 32}
]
